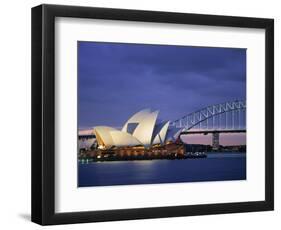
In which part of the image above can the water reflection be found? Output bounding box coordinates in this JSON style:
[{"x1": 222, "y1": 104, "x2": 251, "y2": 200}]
[{"x1": 78, "y1": 152, "x2": 246, "y2": 187}]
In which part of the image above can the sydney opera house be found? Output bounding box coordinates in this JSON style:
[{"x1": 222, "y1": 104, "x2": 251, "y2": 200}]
[
  {"x1": 80, "y1": 109, "x2": 185, "y2": 161},
  {"x1": 94, "y1": 109, "x2": 181, "y2": 149}
]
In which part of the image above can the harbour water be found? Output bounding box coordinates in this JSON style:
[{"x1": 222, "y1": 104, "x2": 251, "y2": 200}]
[{"x1": 78, "y1": 152, "x2": 246, "y2": 187}]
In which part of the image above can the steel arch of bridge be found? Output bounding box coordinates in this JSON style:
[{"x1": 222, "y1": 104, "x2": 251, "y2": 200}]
[{"x1": 170, "y1": 100, "x2": 246, "y2": 131}]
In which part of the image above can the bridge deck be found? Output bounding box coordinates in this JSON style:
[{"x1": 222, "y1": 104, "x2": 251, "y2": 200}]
[{"x1": 181, "y1": 129, "x2": 246, "y2": 135}]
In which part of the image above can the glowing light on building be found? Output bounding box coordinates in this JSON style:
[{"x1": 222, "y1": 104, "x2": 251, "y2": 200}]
[{"x1": 93, "y1": 109, "x2": 181, "y2": 149}]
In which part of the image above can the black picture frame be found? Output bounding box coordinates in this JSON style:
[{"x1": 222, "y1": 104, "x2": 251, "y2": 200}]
[{"x1": 31, "y1": 4, "x2": 274, "y2": 225}]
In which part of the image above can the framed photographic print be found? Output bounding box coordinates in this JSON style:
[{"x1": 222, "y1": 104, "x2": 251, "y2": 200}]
[{"x1": 31, "y1": 4, "x2": 274, "y2": 225}]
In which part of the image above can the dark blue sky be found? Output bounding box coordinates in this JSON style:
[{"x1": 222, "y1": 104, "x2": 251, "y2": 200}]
[{"x1": 78, "y1": 41, "x2": 246, "y2": 129}]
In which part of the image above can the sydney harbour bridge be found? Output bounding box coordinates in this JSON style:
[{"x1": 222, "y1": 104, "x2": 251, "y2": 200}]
[
  {"x1": 170, "y1": 100, "x2": 246, "y2": 149},
  {"x1": 79, "y1": 100, "x2": 246, "y2": 150}
]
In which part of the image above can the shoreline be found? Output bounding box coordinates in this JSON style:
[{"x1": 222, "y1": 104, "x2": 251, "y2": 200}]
[{"x1": 79, "y1": 152, "x2": 246, "y2": 163}]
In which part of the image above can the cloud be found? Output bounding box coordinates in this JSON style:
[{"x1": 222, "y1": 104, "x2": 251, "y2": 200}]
[{"x1": 78, "y1": 41, "x2": 246, "y2": 128}]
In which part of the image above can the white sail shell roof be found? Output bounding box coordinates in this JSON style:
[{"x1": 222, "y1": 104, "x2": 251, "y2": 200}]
[
  {"x1": 94, "y1": 126, "x2": 116, "y2": 148},
  {"x1": 93, "y1": 109, "x2": 178, "y2": 149},
  {"x1": 152, "y1": 121, "x2": 170, "y2": 145},
  {"x1": 165, "y1": 127, "x2": 182, "y2": 142},
  {"x1": 110, "y1": 130, "x2": 142, "y2": 147},
  {"x1": 121, "y1": 109, "x2": 151, "y2": 134},
  {"x1": 131, "y1": 110, "x2": 159, "y2": 147},
  {"x1": 94, "y1": 126, "x2": 142, "y2": 148}
]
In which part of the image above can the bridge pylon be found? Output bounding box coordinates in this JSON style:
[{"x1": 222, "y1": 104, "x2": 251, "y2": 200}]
[{"x1": 212, "y1": 132, "x2": 220, "y2": 151}]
